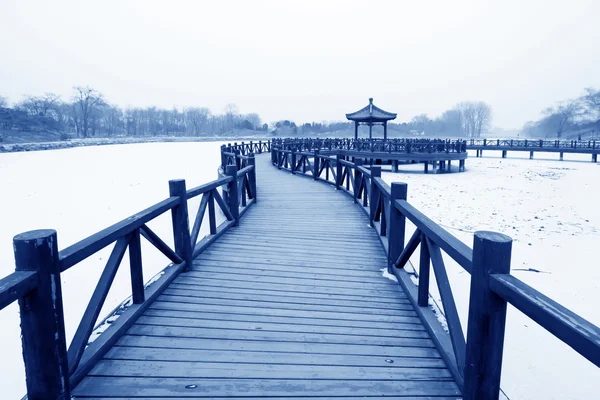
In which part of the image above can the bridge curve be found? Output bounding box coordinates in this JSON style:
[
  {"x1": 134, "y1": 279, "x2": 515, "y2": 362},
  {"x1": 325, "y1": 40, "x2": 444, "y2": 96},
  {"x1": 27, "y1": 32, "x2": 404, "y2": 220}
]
[{"x1": 70, "y1": 152, "x2": 461, "y2": 398}]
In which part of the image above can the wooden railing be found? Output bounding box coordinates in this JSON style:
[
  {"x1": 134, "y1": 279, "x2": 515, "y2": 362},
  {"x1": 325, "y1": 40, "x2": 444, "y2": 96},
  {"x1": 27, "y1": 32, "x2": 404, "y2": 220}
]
[
  {"x1": 468, "y1": 138, "x2": 599, "y2": 150},
  {"x1": 272, "y1": 137, "x2": 468, "y2": 154},
  {"x1": 270, "y1": 146, "x2": 600, "y2": 399},
  {"x1": 0, "y1": 146, "x2": 261, "y2": 400},
  {"x1": 221, "y1": 140, "x2": 271, "y2": 170}
]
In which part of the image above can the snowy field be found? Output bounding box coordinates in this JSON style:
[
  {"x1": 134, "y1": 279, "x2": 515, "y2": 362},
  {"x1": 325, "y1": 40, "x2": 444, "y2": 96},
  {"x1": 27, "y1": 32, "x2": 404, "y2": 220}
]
[
  {"x1": 0, "y1": 142, "x2": 227, "y2": 399},
  {"x1": 381, "y1": 150, "x2": 600, "y2": 400},
  {"x1": 1, "y1": 144, "x2": 598, "y2": 399}
]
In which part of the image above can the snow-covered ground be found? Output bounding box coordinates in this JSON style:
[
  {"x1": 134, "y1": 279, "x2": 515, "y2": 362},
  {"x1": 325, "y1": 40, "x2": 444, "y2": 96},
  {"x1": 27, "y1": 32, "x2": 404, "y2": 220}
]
[
  {"x1": 0, "y1": 142, "x2": 227, "y2": 399},
  {"x1": 1, "y1": 144, "x2": 598, "y2": 399},
  {"x1": 382, "y1": 150, "x2": 600, "y2": 400}
]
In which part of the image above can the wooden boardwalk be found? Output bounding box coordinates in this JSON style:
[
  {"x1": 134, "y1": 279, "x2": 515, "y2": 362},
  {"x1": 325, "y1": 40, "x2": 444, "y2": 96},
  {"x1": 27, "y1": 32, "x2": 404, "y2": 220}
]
[{"x1": 71, "y1": 154, "x2": 461, "y2": 399}]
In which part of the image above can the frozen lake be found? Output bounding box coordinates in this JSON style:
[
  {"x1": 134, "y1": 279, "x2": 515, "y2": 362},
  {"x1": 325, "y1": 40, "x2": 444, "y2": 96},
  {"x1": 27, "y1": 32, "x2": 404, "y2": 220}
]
[
  {"x1": 0, "y1": 143, "x2": 598, "y2": 399},
  {"x1": 382, "y1": 149, "x2": 600, "y2": 400}
]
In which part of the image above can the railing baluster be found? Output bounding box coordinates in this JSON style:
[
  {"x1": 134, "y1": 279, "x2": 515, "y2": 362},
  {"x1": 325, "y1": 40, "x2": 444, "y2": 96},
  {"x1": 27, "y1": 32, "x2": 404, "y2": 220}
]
[
  {"x1": 129, "y1": 228, "x2": 145, "y2": 304},
  {"x1": 417, "y1": 232, "x2": 430, "y2": 307},
  {"x1": 14, "y1": 230, "x2": 70, "y2": 399}
]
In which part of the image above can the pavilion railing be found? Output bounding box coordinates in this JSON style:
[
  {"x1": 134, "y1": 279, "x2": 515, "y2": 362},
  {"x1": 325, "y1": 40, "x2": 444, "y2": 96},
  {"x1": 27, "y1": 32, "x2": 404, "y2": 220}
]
[
  {"x1": 272, "y1": 137, "x2": 468, "y2": 154},
  {"x1": 270, "y1": 145, "x2": 600, "y2": 400}
]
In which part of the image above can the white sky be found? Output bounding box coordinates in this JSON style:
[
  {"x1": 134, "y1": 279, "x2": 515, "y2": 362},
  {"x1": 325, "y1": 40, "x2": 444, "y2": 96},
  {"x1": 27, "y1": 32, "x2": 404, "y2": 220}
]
[{"x1": 1, "y1": 0, "x2": 599, "y2": 129}]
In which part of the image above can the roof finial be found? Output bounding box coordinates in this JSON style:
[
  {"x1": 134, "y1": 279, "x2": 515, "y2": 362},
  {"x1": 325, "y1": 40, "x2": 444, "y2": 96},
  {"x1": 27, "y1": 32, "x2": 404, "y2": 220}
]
[{"x1": 369, "y1": 97, "x2": 373, "y2": 104}]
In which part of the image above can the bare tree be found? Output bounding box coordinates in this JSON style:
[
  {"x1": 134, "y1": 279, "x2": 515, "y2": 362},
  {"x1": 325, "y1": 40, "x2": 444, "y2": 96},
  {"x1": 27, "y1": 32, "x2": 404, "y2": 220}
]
[
  {"x1": 455, "y1": 101, "x2": 492, "y2": 137},
  {"x1": 542, "y1": 100, "x2": 582, "y2": 138},
  {"x1": 0, "y1": 95, "x2": 7, "y2": 108},
  {"x1": 411, "y1": 114, "x2": 431, "y2": 134},
  {"x1": 72, "y1": 86, "x2": 104, "y2": 137},
  {"x1": 224, "y1": 104, "x2": 239, "y2": 131},
  {"x1": 582, "y1": 88, "x2": 600, "y2": 119},
  {"x1": 185, "y1": 107, "x2": 210, "y2": 136}
]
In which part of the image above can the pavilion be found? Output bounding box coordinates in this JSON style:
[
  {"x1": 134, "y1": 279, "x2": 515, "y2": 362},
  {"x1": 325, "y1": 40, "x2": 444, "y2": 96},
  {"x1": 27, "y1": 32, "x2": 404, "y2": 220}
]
[{"x1": 346, "y1": 98, "x2": 397, "y2": 140}]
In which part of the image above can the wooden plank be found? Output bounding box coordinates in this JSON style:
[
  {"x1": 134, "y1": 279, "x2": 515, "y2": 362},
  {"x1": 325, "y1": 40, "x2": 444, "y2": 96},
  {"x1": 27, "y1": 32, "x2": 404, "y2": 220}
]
[
  {"x1": 0, "y1": 270, "x2": 38, "y2": 311},
  {"x1": 165, "y1": 283, "x2": 409, "y2": 307},
  {"x1": 137, "y1": 314, "x2": 426, "y2": 337},
  {"x1": 126, "y1": 324, "x2": 434, "y2": 348},
  {"x1": 144, "y1": 306, "x2": 419, "y2": 331},
  {"x1": 151, "y1": 299, "x2": 420, "y2": 323},
  {"x1": 173, "y1": 273, "x2": 399, "y2": 296},
  {"x1": 105, "y1": 345, "x2": 445, "y2": 368},
  {"x1": 89, "y1": 359, "x2": 453, "y2": 380},
  {"x1": 180, "y1": 270, "x2": 396, "y2": 290},
  {"x1": 73, "y1": 377, "x2": 461, "y2": 398},
  {"x1": 166, "y1": 282, "x2": 407, "y2": 305},
  {"x1": 154, "y1": 292, "x2": 416, "y2": 315},
  {"x1": 173, "y1": 275, "x2": 405, "y2": 299}
]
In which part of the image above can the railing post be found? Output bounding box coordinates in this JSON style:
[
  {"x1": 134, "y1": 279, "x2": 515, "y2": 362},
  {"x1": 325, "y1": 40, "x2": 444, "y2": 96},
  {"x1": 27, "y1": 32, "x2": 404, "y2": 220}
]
[
  {"x1": 248, "y1": 152, "x2": 257, "y2": 201},
  {"x1": 463, "y1": 231, "x2": 512, "y2": 400},
  {"x1": 369, "y1": 166, "x2": 381, "y2": 226},
  {"x1": 14, "y1": 229, "x2": 70, "y2": 400},
  {"x1": 388, "y1": 182, "x2": 408, "y2": 272},
  {"x1": 291, "y1": 149, "x2": 297, "y2": 175},
  {"x1": 258, "y1": 140, "x2": 263, "y2": 154},
  {"x1": 169, "y1": 179, "x2": 193, "y2": 271},
  {"x1": 226, "y1": 165, "x2": 240, "y2": 226},
  {"x1": 353, "y1": 159, "x2": 363, "y2": 203},
  {"x1": 220, "y1": 144, "x2": 226, "y2": 170},
  {"x1": 336, "y1": 154, "x2": 343, "y2": 189},
  {"x1": 313, "y1": 150, "x2": 320, "y2": 180}
]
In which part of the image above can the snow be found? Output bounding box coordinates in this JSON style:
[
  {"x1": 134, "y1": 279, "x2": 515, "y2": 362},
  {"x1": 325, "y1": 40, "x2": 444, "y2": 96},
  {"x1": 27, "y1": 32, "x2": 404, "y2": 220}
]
[
  {"x1": 382, "y1": 149, "x2": 600, "y2": 400},
  {"x1": 380, "y1": 267, "x2": 398, "y2": 282},
  {"x1": 1, "y1": 144, "x2": 599, "y2": 399},
  {"x1": 0, "y1": 141, "x2": 227, "y2": 398}
]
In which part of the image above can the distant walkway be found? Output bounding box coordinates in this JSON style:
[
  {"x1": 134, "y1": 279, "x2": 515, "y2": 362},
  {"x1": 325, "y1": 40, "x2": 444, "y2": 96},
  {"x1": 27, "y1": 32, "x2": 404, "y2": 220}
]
[{"x1": 71, "y1": 153, "x2": 461, "y2": 398}]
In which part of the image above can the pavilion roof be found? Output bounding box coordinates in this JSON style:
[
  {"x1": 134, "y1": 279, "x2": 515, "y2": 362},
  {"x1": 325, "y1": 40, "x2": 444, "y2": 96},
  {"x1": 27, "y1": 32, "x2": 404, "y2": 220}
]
[{"x1": 346, "y1": 98, "x2": 397, "y2": 121}]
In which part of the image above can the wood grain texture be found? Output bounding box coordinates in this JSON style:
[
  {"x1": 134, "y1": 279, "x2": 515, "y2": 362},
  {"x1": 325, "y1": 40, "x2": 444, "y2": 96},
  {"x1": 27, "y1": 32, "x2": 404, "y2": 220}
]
[{"x1": 72, "y1": 153, "x2": 460, "y2": 399}]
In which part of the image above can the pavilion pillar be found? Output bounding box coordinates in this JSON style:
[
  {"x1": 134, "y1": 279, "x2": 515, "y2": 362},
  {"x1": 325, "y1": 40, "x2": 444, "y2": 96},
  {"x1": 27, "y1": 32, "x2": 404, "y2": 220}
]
[
  {"x1": 384, "y1": 122, "x2": 387, "y2": 140},
  {"x1": 369, "y1": 123, "x2": 373, "y2": 140},
  {"x1": 354, "y1": 121, "x2": 358, "y2": 140}
]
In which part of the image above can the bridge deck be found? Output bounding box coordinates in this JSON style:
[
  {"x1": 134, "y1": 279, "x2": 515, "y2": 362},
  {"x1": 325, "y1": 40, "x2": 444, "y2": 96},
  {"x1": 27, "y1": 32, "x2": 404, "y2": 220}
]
[{"x1": 71, "y1": 154, "x2": 461, "y2": 399}]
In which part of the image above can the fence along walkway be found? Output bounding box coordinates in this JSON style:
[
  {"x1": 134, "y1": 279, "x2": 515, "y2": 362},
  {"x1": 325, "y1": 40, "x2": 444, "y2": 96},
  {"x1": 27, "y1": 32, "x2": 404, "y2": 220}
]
[{"x1": 70, "y1": 152, "x2": 461, "y2": 398}]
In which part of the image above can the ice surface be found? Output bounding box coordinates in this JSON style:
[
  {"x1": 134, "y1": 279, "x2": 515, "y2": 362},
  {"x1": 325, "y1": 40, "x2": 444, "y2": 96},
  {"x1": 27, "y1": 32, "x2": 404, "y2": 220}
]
[
  {"x1": 0, "y1": 141, "x2": 227, "y2": 398},
  {"x1": 382, "y1": 149, "x2": 600, "y2": 400}
]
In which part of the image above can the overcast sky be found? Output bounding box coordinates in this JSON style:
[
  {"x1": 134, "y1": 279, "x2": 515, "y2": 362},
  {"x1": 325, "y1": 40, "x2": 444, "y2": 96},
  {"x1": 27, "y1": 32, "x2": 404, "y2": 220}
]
[{"x1": 1, "y1": 0, "x2": 599, "y2": 129}]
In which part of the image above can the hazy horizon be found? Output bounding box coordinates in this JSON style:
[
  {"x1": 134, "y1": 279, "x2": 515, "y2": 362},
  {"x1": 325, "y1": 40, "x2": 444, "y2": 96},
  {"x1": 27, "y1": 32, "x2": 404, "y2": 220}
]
[{"x1": 1, "y1": 0, "x2": 599, "y2": 129}]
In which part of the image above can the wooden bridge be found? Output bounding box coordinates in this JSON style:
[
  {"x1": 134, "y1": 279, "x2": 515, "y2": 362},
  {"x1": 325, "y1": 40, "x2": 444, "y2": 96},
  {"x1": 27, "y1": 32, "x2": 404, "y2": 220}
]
[
  {"x1": 1, "y1": 139, "x2": 599, "y2": 400},
  {"x1": 467, "y1": 138, "x2": 600, "y2": 162}
]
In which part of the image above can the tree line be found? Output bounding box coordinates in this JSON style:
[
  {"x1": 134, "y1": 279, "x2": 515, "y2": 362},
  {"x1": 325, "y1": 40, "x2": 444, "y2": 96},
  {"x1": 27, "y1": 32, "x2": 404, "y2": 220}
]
[
  {"x1": 1, "y1": 86, "x2": 494, "y2": 140},
  {"x1": 0, "y1": 87, "x2": 266, "y2": 139},
  {"x1": 523, "y1": 88, "x2": 600, "y2": 138}
]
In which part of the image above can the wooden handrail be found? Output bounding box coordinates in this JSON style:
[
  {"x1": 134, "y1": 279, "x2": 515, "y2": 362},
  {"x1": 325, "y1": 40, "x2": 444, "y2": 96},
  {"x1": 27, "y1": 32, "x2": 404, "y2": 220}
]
[
  {"x1": 0, "y1": 270, "x2": 39, "y2": 311},
  {"x1": 59, "y1": 196, "x2": 180, "y2": 272},
  {"x1": 490, "y1": 273, "x2": 600, "y2": 368}
]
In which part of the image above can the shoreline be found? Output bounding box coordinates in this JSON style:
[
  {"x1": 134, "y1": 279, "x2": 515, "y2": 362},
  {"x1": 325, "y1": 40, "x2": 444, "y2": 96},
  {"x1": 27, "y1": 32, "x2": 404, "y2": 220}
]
[{"x1": 0, "y1": 136, "x2": 272, "y2": 154}]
